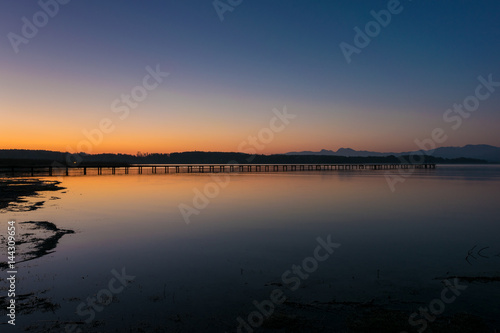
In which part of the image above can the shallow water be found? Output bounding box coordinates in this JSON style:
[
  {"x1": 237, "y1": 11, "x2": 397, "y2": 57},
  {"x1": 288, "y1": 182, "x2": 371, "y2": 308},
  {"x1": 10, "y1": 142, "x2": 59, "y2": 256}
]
[{"x1": 2, "y1": 165, "x2": 500, "y2": 332}]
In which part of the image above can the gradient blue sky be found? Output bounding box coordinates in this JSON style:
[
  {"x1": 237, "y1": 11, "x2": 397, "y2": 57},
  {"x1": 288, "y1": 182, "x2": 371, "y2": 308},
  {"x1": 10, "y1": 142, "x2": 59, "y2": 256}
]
[{"x1": 1, "y1": 0, "x2": 499, "y2": 154}]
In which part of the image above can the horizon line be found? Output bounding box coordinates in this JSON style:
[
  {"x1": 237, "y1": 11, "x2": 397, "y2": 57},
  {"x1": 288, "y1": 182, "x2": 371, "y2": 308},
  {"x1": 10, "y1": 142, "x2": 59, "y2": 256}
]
[{"x1": 0, "y1": 143, "x2": 498, "y2": 157}]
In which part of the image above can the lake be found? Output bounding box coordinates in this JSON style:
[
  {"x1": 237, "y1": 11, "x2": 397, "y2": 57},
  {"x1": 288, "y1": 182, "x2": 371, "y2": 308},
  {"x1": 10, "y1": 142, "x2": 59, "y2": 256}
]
[{"x1": 2, "y1": 165, "x2": 500, "y2": 332}]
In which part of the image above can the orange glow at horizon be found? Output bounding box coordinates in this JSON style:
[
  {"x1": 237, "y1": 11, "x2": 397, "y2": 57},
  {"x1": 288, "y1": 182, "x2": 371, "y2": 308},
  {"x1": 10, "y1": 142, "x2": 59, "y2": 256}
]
[{"x1": 2, "y1": 78, "x2": 495, "y2": 155}]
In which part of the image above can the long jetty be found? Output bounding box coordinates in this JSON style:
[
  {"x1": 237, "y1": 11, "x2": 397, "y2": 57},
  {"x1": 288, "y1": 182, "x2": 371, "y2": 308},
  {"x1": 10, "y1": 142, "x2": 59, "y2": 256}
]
[{"x1": 0, "y1": 163, "x2": 436, "y2": 176}]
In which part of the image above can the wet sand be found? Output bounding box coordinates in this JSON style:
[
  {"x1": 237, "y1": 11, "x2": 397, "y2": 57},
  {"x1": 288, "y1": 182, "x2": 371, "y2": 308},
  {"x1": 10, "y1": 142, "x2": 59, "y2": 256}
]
[
  {"x1": 0, "y1": 178, "x2": 73, "y2": 326},
  {"x1": 0, "y1": 178, "x2": 65, "y2": 212}
]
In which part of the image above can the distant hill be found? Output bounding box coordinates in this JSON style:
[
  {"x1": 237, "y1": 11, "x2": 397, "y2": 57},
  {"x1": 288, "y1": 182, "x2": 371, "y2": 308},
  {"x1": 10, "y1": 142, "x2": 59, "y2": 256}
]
[
  {"x1": 286, "y1": 148, "x2": 389, "y2": 157},
  {"x1": 286, "y1": 144, "x2": 500, "y2": 162},
  {"x1": 427, "y1": 145, "x2": 500, "y2": 162},
  {"x1": 0, "y1": 150, "x2": 133, "y2": 165},
  {"x1": 0, "y1": 148, "x2": 488, "y2": 166},
  {"x1": 0, "y1": 149, "x2": 67, "y2": 161}
]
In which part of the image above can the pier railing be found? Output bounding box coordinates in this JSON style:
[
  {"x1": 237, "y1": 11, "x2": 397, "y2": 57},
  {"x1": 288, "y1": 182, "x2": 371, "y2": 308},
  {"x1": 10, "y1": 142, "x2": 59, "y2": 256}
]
[{"x1": 0, "y1": 163, "x2": 436, "y2": 177}]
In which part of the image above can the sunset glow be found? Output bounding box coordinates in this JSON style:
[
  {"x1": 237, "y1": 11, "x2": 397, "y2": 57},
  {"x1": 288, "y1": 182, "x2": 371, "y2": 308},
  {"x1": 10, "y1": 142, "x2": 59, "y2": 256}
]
[{"x1": 1, "y1": 1, "x2": 500, "y2": 154}]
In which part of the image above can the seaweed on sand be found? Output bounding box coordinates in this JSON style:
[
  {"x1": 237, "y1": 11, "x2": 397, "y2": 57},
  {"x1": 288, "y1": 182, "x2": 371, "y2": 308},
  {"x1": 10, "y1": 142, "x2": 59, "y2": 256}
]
[
  {"x1": 0, "y1": 221, "x2": 74, "y2": 269},
  {"x1": 0, "y1": 178, "x2": 65, "y2": 211}
]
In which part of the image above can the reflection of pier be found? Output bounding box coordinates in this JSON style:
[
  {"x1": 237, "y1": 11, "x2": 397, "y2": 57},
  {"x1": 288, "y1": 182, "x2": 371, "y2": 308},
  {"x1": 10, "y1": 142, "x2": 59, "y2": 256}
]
[{"x1": 1, "y1": 163, "x2": 436, "y2": 176}]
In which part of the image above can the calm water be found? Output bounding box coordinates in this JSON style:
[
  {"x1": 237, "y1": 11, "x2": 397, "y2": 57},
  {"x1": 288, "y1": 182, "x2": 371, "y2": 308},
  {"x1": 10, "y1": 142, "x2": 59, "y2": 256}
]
[{"x1": 3, "y1": 165, "x2": 500, "y2": 332}]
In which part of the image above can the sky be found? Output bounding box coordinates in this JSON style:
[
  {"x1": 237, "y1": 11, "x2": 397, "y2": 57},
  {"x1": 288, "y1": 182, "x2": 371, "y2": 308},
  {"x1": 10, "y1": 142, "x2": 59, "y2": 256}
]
[{"x1": 1, "y1": 0, "x2": 499, "y2": 155}]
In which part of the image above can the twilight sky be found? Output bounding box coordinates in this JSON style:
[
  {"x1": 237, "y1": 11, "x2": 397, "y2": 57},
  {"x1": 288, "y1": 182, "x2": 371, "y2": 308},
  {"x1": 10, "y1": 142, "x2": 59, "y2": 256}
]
[{"x1": 1, "y1": 0, "x2": 499, "y2": 155}]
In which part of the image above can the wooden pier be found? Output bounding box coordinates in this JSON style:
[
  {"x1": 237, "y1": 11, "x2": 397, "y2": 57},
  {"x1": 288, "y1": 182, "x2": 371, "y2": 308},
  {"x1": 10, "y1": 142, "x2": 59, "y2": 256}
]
[{"x1": 0, "y1": 163, "x2": 436, "y2": 177}]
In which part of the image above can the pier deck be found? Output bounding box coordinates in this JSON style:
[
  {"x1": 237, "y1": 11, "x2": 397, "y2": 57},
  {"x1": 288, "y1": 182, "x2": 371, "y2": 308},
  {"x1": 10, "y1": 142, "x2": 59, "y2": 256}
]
[{"x1": 0, "y1": 163, "x2": 436, "y2": 176}]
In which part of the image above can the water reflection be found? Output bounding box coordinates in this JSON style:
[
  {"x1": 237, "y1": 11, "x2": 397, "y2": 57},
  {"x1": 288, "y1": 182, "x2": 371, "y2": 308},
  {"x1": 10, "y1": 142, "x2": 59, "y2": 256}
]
[{"x1": 4, "y1": 165, "x2": 500, "y2": 331}]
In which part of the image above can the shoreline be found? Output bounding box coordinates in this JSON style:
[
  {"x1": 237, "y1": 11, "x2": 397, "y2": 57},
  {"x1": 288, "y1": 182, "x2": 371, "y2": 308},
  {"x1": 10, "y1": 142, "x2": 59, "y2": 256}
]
[
  {"x1": 0, "y1": 178, "x2": 65, "y2": 212},
  {"x1": 1, "y1": 178, "x2": 74, "y2": 322}
]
